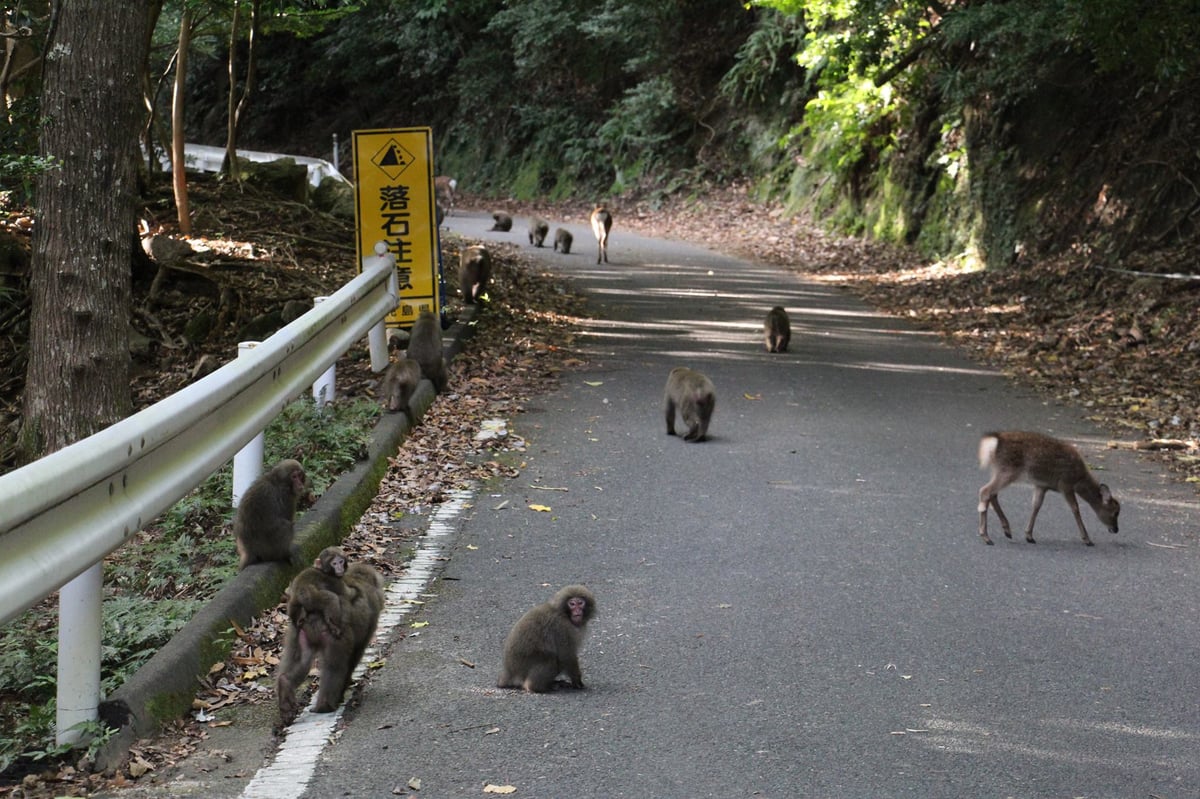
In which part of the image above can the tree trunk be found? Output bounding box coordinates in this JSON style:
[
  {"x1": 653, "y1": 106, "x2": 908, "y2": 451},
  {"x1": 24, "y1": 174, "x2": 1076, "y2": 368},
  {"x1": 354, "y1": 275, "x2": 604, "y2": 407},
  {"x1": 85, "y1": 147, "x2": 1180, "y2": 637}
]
[
  {"x1": 224, "y1": 0, "x2": 261, "y2": 179},
  {"x1": 172, "y1": 8, "x2": 192, "y2": 234},
  {"x1": 223, "y1": 0, "x2": 241, "y2": 178},
  {"x1": 20, "y1": 0, "x2": 149, "y2": 458}
]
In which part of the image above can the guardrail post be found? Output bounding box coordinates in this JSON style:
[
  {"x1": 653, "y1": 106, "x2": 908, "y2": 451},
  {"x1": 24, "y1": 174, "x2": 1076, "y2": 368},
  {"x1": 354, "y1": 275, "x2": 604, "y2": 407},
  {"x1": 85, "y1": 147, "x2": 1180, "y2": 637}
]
[
  {"x1": 312, "y1": 296, "x2": 336, "y2": 404},
  {"x1": 56, "y1": 563, "x2": 102, "y2": 745},
  {"x1": 367, "y1": 241, "x2": 398, "y2": 373},
  {"x1": 232, "y1": 341, "x2": 265, "y2": 506}
]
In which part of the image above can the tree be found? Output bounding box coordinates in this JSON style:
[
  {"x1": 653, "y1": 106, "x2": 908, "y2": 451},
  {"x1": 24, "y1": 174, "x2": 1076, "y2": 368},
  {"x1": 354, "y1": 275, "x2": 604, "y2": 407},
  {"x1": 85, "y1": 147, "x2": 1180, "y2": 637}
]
[{"x1": 20, "y1": 1, "x2": 150, "y2": 457}]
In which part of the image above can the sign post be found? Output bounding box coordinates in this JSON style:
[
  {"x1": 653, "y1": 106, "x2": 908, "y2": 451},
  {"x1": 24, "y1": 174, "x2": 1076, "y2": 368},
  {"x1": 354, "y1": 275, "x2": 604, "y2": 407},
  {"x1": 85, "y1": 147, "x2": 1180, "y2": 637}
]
[{"x1": 351, "y1": 127, "x2": 440, "y2": 326}]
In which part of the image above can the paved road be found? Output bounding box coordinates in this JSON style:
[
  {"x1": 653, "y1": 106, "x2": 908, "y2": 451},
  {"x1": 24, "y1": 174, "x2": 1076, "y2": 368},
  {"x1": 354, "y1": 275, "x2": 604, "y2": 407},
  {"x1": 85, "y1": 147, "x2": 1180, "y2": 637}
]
[{"x1": 294, "y1": 212, "x2": 1198, "y2": 798}]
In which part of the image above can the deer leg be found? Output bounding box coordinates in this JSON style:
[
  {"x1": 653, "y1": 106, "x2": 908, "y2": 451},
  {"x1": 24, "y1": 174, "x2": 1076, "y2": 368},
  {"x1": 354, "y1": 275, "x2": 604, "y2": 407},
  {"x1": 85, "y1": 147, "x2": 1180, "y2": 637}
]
[
  {"x1": 1023, "y1": 487, "x2": 1048, "y2": 543},
  {"x1": 977, "y1": 485, "x2": 996, "y2": 544},
  {"x1": 979, "y1": 480, "x2": 1013, "y2": 544},
  {"x1": 1062, "y1": 490, "x2": 1094, "y2": 546}
]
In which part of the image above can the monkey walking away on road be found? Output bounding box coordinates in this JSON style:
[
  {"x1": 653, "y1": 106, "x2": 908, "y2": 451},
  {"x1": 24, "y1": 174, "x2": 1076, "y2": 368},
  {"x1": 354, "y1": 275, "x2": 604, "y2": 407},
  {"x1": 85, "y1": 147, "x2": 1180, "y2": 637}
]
[
  {"x1": 553, "y1": 228, "x2": 573, "y2": 254},
  {"x1": 590, "y1": 205, "x2": 612, "y2": 264},
  {"x1": 377, "y1": 357, "x2": 421, "y2": 414},
  {"x1": 764, "y1": 306, "x2": 791, "y2": 353},
  {"x1": 277, "y1": 559, "x2": 385, "y2": 720},
  {"x1": 234, "y1": 459, "x2": 309, "y2": 570},
  {"x1": 490, "y1": 211, "x2": 513, "y2": 232},
  {"x1": 497, "y1": 584, "x2": 597, "y2": 693},
  {"x1": 978, "y1": 430, "x2": 1120, "y2": 546},
  {"x1": 528, "y1": 217, "x2": 549, "y2": 247},
  {"x1": 407, "y1": 310, "x2": 448, "y2": 392},
  {"x1": 664, "y1": 367, "x2": 715, "y2": 443},
  {"x1": 459, "y1": 245, "x2": 492, "y2": 304}
]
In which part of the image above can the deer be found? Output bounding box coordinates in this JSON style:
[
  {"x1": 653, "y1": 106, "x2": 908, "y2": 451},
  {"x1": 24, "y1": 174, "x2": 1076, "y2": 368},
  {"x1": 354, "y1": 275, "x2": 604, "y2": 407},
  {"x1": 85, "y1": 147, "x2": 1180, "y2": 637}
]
[
  {"x1": 977, "y1": 430, "x2": 1120, "y2": 546},
  {"x1": 590, "y1": 204, "x2": 612, "y2": 264}
]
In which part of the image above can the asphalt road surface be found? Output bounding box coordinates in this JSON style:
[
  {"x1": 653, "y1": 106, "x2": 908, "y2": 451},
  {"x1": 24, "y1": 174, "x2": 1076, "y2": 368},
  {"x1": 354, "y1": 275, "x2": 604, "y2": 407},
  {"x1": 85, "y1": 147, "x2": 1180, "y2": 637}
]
[{"x1": 297, "y1": 213, "x2": 1195, "y2": 798}]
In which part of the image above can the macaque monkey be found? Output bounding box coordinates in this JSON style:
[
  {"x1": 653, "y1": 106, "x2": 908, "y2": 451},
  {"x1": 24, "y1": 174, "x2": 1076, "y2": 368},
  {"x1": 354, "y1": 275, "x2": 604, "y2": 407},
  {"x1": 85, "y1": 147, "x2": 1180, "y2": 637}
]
[
  {"x1": 664, "y1": 367, "x2": 715, "y2": 443},
  {"x1": 528, "y1": 217, "x2": 549, "y2": 247},
  {"x1": 590, "y1": 205, "x2": 613, "y2": 264},
  {"x1": 378, "y1": 357, "x2": 422, "y2": 414},
  {"x1": 978, "y1": 431, "x2": 1120, "y2": 546},
  {"x1": 277, "y1": 559, "x2": 385, "y2": 720},
  {"x1": 434, "y1": 175, "x2": 457, "y2": 217},
  {"x1": 491, "y1": 212, "x2": 513, "y2": 232},
  {"x1": 407, "y1": 310, "x2": 448, "y2": 392},
  {"x1": 234, "y1": 459, "x2": 309, "y2": 570},
  {"x1": 553, "y1": 228, "x2": 573, "y2": 254},
  {"x1": 497, "y1": 584, "x2": 596, "y2": 693},
  {"x1": 459, "y1": 245, "x2": 492, "y2": 304},
  {"x1": 286, "y1": 546, "x2": 350, "y2": 641},
  {"x1": 764, "y1": 306, "x2": 791, "y2": 353}
]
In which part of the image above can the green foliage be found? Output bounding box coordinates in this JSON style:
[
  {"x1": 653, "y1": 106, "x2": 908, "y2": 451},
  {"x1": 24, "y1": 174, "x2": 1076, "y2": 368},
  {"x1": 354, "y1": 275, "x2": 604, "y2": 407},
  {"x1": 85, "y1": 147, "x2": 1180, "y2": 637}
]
[
  {"x1": 0, "y1": 396, "x2": 379, "y2": 772},
  {"x1": 719, "y1": 10, "x2": 809, "y2": 107}
]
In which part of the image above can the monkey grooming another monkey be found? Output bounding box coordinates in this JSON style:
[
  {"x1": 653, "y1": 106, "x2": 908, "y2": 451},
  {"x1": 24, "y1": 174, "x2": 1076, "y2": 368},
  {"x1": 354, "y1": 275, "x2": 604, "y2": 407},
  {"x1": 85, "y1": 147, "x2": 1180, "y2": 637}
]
[
  {"x1": 277, "y1": 559, "x2": 385, "y2": 720},
  {"x1": 664, "y1": 367, "x2": 715, "y2": 443},
  {"x1": 406, "y1": 310, "x2": 448, "y2": 392},
  {"x1": 497, "y1": 584, "x2": 596, "y2": 693},
  {"x1": 459, "y1": 245, "x2": 492, "y2": 304},
  {"x1": 553, "y1": 228, "x2": 573, "y2": 254},
  {"x1": 528, "y1": 217, "x2": 549, "y2": 247},
  {"x1": 234, "y1": 459, "x2": 309, "y2": 570},
  {"x1": 590, "y1": 205, "x2": 612, "y2": 264},
  {"x1": 490, "y1": 211, "x2": 513, "y2": 232},
  {"x1": 764, "y1": 306, "x2": 791, "y2": 353},
  {"x1": 377, "y1": 357, "x2": 422, "y2": 414}
]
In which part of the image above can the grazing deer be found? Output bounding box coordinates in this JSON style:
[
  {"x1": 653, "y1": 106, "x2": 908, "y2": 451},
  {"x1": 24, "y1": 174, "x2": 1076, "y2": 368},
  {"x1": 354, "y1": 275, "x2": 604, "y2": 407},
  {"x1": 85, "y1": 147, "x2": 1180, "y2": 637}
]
[
  {"x1": 590, "y1": 204, "x2": 612, "y2": 264},
  {"x1": 977, "y1": 431, "x2": 1120, "y2": 546}
]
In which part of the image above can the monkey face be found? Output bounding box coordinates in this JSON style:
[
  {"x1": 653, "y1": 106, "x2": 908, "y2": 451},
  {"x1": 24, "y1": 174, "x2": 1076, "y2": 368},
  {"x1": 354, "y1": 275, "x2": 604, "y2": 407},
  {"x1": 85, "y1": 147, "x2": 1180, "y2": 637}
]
[{"x1": 567, "y1": 596, "x2": 587, "y2": 626}]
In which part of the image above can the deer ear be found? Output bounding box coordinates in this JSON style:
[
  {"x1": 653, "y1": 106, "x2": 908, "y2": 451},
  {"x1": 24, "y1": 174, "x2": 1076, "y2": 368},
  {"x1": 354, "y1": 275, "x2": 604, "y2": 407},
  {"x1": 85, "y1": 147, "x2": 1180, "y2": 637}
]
[{"x1": 1099, "y1": 484, "x2": 1111, "y2": 501}]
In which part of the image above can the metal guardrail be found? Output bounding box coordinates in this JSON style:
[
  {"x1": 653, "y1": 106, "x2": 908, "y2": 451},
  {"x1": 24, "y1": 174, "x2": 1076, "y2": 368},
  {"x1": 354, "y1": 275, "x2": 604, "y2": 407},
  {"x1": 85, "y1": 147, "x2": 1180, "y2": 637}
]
[{"x1": 0, "y1": 246, "x2": 397, "y2": 627}]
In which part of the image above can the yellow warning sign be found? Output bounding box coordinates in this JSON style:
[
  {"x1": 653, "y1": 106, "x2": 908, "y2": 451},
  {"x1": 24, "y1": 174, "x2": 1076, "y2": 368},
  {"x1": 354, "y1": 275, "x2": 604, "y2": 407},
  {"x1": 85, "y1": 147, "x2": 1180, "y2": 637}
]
[{"x1": 352, "y1": 128, "x2": 440, "y2": 326}]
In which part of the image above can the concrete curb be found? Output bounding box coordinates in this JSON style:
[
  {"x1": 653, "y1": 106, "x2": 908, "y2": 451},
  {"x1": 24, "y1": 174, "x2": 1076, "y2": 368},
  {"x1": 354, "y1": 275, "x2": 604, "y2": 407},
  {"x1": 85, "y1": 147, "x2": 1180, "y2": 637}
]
[{"x1": 94, "y1": 306, "x2": 478, "y2": 770}]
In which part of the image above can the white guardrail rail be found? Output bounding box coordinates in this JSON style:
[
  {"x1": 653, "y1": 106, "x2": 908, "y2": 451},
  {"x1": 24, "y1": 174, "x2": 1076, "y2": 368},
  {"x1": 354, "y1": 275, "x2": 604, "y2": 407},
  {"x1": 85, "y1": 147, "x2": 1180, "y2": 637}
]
[{"x1": 0, "y1": 245, "x2": 397, "y2": 627}]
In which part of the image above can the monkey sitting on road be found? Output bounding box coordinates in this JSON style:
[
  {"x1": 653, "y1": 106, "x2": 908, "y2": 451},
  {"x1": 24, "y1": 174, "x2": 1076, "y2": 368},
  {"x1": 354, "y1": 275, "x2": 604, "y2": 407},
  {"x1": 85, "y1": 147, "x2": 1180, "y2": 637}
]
[
  {"x1": 664, "y1": 367, "x2": 715, "y2": 443},
  {"x1": 497, "y1": 584, "x2": 597, "y2": 693},
  {"x1": 277, "y1": 559, "x2": 385, "y2": 720},
  {"x1": 491, "y1": 212, "x2": 513, "y2": 232},
  {"x1": 234, "y1": 459, "x2": 309, "y2": 570},
  {"x1": 764, "y1": 306, "x2": 791, "y2": 353}
]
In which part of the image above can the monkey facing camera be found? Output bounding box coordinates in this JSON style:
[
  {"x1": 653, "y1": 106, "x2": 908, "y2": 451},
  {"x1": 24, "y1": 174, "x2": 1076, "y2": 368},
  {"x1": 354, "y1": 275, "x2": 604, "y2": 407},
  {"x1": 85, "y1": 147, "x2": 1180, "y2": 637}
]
[
  {"x1": 528, "y1": 217, "x2": 549, "y2": 247},
  {"x1": 497, "y1": 584, "x2": 596, "y2": 693},
  {"x1": 233, "y1": 458, "x2": 309, "y2": 570},
  {"x1": 664, "y1": 367, "x2": 715, "y2": 442},
  {"x1": 553, "y1": 228, "x2": 573, "y2": 254},
  {"x1": 459, "y1": 245, "x2": 492, "y2": 304}
]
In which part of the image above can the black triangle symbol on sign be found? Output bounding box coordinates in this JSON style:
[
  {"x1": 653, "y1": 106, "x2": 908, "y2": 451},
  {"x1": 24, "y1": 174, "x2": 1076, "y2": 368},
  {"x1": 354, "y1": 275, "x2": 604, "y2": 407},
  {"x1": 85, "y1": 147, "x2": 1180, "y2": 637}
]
[{"x1": 379, "y1": 145, "x2": 407, "y2": 167}]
